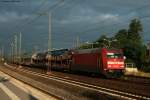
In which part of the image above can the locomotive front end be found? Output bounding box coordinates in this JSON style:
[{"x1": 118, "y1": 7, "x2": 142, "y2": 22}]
[{"x1": 102, "y1": 48, "x2": 125, "y2": 78}]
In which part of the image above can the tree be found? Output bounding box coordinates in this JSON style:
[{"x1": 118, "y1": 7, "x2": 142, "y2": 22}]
[
  {"x1": 114, "y1": 29, "x2": 128, "y2": 48},
  {"x1": 95, "y1": 34, "x2": 109, "y2": 48},
  {"x1": 128, "y1": 18, "x2": 143, "y2": 44},
  {"x1": 128, "y1": 19, "x2": 145, "y2": 68},
  {"x1": 128, "y1": 19, "x2": 143, "y2": 35},
  {"x1": 114, "y1": 18, "x2": 146, "y2": 69}
]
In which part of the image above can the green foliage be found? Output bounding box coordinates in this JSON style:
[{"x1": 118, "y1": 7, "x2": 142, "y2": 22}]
[
  {"x1": 128, "y1": 19, "x2": 143, "y2": 46},
  {"x1": 114, "y1": 29, "x2": 128, "y2": 48},
  {"x1": 114, "y1": 18, "x2": 147, "y2": 69},
  {"x1": 95, "y1": 34, "x2": 109, "y2": 48},
  {"x1": 128, "y1": 19, "x2": 143, "y2": 36}
]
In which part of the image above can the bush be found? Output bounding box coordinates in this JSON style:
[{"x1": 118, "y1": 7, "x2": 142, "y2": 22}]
[{"x1": 140, "y1": 66, "x2": 150, "y2": 73}]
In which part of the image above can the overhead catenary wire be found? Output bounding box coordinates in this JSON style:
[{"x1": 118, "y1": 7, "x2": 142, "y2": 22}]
[
  {"x1": 11, "y1": 0, "x2": 48, "y2": 33},
  {"x1": 12, "y1": 0, "x2": 64, "y2": 33},
  {"x1": 56, "y1": 3, "x2": 149, "y2": 46},
  {"x1": 81, "y1": 7, "x2": 150, "y2": 35},
  {"x1": 45, "y1": 2, "x2": 150, "y2": 46},
  {"x1": 7, "y1": 0, "x2": 63, "y2": 55},
  {"x1": 7, "y1": 0, "x2": 48, "y2": 49},
  {"x1": 76, "y1": 4, "x2": 150, "y2": 36}
]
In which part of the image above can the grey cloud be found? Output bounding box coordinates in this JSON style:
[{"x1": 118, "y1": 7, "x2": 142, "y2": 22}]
[
  {"x1": 0, "y1": 11, "x2": 29, "y2": 22},
  {"x1": 1, "y1": 0, "x2": 150, "y2": 54}
]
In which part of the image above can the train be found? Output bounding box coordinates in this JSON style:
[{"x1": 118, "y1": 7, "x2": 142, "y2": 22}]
[{"x1": 29, "y1": 47, "x2": 125, "y2": 78}]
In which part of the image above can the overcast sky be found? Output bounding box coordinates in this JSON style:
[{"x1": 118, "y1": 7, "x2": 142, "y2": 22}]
[{"x1": 0, "y1": 0, "x2": 150, "y2": 54}]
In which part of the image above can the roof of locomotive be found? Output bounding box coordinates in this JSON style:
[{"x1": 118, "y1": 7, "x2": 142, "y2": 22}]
[
  {"x1": 71, "y1": 48, "x2": 101, "y2": 54},
  {"x1": 71, "y1": 48, "x2": 122, "y2": 54}
]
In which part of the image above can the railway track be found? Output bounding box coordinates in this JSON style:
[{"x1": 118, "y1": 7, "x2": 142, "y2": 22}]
[
  {"x1": 11, "y1": 63, "x2": 150, "y2": 86},
  {"x1": 2, "y1": 63, "x2": 150, "y2": 100},
  {"x1": 117, "y1": 76, "x2": 150, "y2": 85}
]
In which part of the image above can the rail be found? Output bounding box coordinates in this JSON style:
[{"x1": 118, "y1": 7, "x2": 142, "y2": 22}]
[{"x1": 1, "y1": 63, "x2": 150, "y2": 100}]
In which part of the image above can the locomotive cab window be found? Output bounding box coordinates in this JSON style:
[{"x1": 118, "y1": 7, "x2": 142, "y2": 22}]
[{"x1": 107, "y1": 53, "x2": 122, "y2": 58}]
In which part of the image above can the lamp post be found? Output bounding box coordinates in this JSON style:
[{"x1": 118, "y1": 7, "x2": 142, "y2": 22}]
[
  {"x1": 47, "y1": 12, "x2": 52, "y2": 74},
  {"x1": 11, "y1": 43, "x2": 14, "y2": 63},
  {"x1": 19, "y1": 32, "x2": 22, "y2": 65},
  {"x1": 37, "y1": 0, "x2": 64, "y2": 74},
  {"x1": 14, "y1": 35, "x2": 17, "y2": 63},
  {"x1": 37, "y1": 12, "x2": 52, "y2": 74},
  {"x1": 47, "y1": 12, "x2": 52, "y2": 52}
]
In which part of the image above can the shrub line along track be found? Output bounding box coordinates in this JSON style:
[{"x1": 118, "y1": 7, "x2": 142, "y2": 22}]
[{"x1": 2, "y1": 63, "x2": 150, "y2": 100}]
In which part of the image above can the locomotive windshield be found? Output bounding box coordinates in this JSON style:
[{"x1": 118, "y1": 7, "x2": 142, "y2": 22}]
[{"x1": 107, "y1": 53, "x2": 123, "y2": 58}]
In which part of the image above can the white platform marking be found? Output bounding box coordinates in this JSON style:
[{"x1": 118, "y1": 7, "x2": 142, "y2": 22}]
[
  {"x1": 0, "y1": 83, "x2": 20, "y2": 100},
  {"x1": 0, "y1": 71, "x2": 57, "y2": 100},
  {"x1": 10, "y1": 77, "x2": 56, "y2": 100}
]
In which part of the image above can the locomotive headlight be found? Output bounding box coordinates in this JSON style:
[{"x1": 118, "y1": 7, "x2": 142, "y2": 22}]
[{"x1": 120, "y1": 66, "x2": 124, "y2": 68}]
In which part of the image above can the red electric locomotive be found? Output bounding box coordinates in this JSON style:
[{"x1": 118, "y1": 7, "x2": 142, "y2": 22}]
[
  {"x1": 45, "y1": 48, "x2": 125, "y2": 78},
  {"x1": 71, "y1": 48, "x2": 125, "y2": 78}
]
